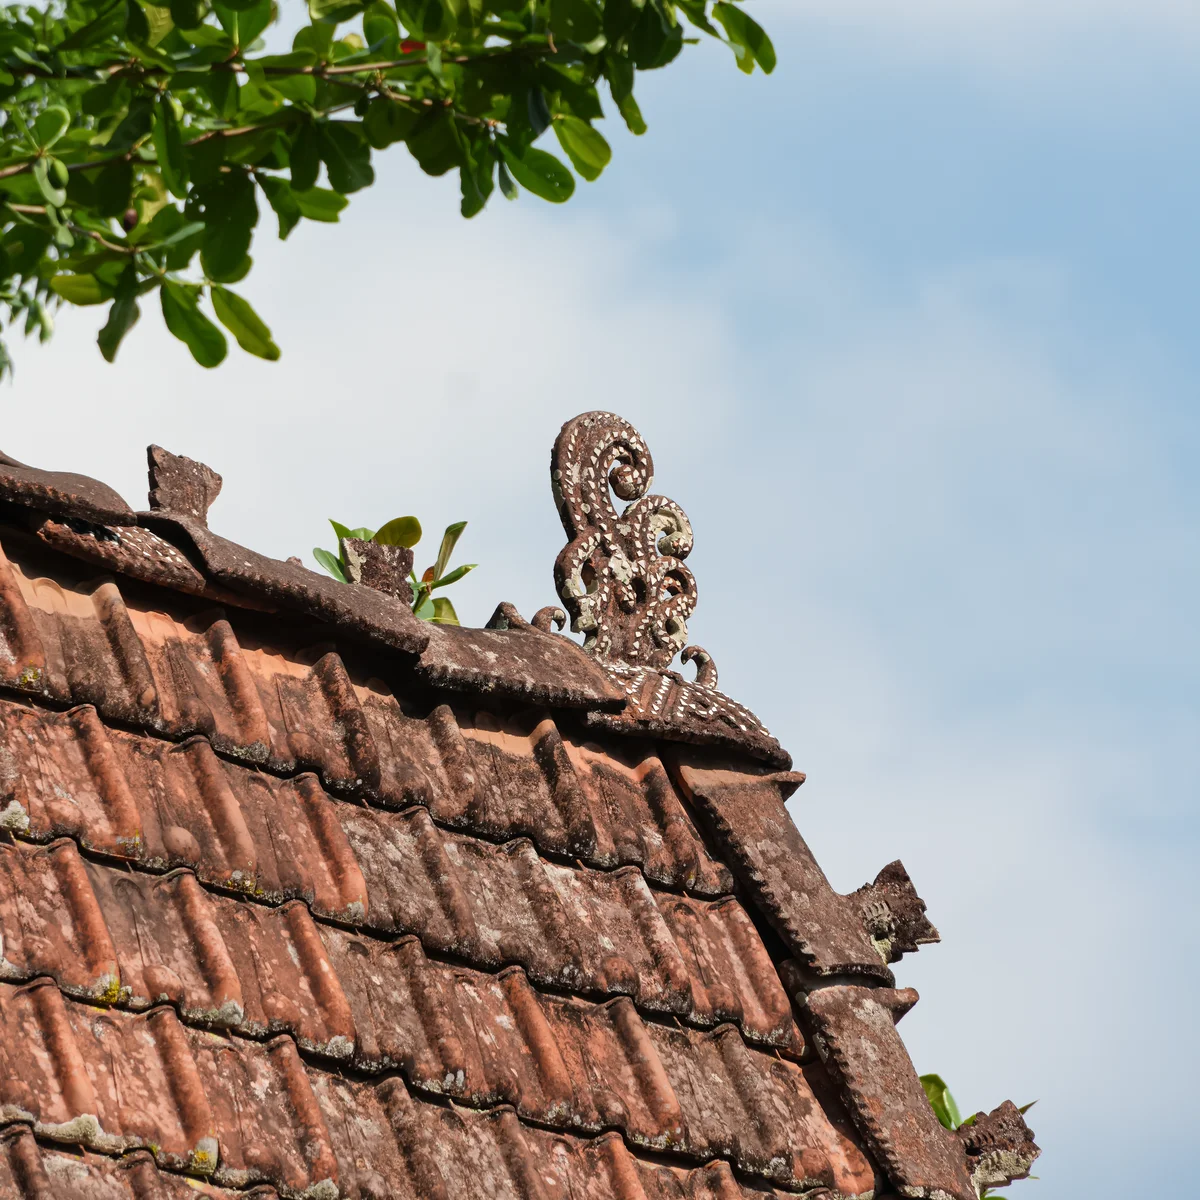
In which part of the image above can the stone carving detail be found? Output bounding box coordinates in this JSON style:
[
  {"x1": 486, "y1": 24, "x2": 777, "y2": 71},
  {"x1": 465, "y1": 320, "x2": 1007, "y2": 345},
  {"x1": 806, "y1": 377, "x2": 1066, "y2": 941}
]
[
  {"x1": 147, "y1": 444, "x2": 223, "y2": 525},
  {"x1": 958, "y1": 1101, "x2": 1040, "y2": 1190},
  {"x1": 552, "y1": 412, "x2": 697, "y2": 670},
  {"x1": 852, "y1": 861, "x2": 941, "y2": 965}
]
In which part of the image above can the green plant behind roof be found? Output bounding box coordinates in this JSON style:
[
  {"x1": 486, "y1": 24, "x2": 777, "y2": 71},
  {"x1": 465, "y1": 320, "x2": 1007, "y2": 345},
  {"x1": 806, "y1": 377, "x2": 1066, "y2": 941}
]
[{"x1": 313, "y1": 514, "x2": 475, "y2": 624}]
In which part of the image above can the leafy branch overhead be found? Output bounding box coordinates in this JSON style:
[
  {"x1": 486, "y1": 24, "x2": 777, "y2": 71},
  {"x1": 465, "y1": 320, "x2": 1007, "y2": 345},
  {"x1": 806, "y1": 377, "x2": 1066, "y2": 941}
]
[
  {"x1": 314, "y1": 514, "x2": 476, "y2": 624},
  {"x1": 0, "y1": 0, "x2": 775, "y2": 373}
]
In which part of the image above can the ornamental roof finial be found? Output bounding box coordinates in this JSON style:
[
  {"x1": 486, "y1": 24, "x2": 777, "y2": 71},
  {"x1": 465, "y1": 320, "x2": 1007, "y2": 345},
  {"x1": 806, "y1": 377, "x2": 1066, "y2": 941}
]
[{"x1": 551, "y1": 412, "x2": 697, "y2": 671}]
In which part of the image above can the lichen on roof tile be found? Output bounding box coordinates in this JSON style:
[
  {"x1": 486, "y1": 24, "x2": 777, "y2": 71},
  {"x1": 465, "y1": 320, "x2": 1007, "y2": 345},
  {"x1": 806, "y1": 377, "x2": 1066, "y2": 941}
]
[{"x1": 0, "y1": 411, "x2": 1036, "y2": 1200}]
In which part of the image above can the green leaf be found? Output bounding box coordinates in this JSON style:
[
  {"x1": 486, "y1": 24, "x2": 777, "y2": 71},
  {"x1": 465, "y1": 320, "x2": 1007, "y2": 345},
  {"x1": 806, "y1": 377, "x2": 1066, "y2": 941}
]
[
  {"x1": 617, "y1": 91, "x2": 647, "y2": 135},
  {"x1": 458, "y1": 133, "x2": 494, "y2": 218},
  {"x1": 1018, "y1": 1100, "x2": 1038, "y2": 1115},
  {"x1": 630, "y1": 0, "x2": 683, "y2": 69},
  {"x1": 413, "y1": 588, "x2": 435, "y2": 620},
  {"x1": 309, "y1": 0, "x2": 366, "y2": 20},
  {"x1": 32, "y1": 157, "x2": 66, "y2": 208},
  {"x1": 313, "y1": 546, "x2": 347, "y2": 582},
  {"x1": 293, "y1": 186, "x2": 347, "y2": 222},
  {"x1": 211, "y1": 286, "x2": 280, "y2": 360},
  {"x1": 497, "y1": 141, "x2": 574, "y2": 203},
  {"x1": 229, "y1": 0, "x2": 274, "y2": 44},
  {"x1": 363, "y1": 0, "x2": 399, "y2": 46},
  {"x1": 154, "y1": 220, "x2": 207, "y2": 250},
  {"x1": 330, "y1": 520, "x2": 377, "y2": 542},
  {"x1": 918, "y1": 1075, "x2": 962, "y2": 1131},
  {"x1": 553, "y1": 117, "x2": 611, "y2": 181},
  {"x1": 94, "y1": 159, "x2": 135, "y2": 217},
  {"x1": 496, "y1": 157, "x2": 518, "y2": 200},
  {"x1": 290, "y1": 123, "x2": 322, "y2": 192},
  {"x1": 430, "y1": 562, "x2": 475, "y2": 589},
  {"x1": 430, "y1": 596, "x2": 459, "y2": 625},
  {"x1": 257, "y1": 174, "x2": 302, "y2": 239},
  {"x1": 97, "y1": 266, "x2": 142, "y2": 363},
  {"x1": 160, "y1": 281, "x2": 228, "y2": 368},
  {"x1": 199, "y1": 170, "x2": 257, "y2": 280},
  {"x1": 406, "y1": 112, "x2": 463, "y2": 177},
  {"x1": 3, "y1": 225, "x2": 53, "y2": 277},
  {"x1": 364, "y1": 98, "x2": 418, "y2": 149},
  {"x1": 374, "y1": 516, "x2": 422, "y2": 548},
  {"x1": 318, "y1": 122, "x2": 374, "y2": 194},
  {"x1": 143, "y1": 2, "x2": 175, "y2": 43},
  {"x1": 712, "y1": 2, "x2": 775, "y2": 74},
  {"x1": 550, "y1": 0, "x2": 602, "y2": 45},
  {"x1": 527, "y1": 87, "x2": 552, "y2": 138},
  {"x1": 676, "y1": 0, "x2": 718, "y2": 36},
  {"x1": 293, "y1": 20, "x2": 334, "y2": 55},
  {"x1": 168, "y1": 0, "x2": 207, "y2": 27},
  {"x1": 125, "y1": 0, "x2": 151, "y2": 39},
  {"x1": 50, "y1": 274, "x2": 111, "y2": 305},
  {"x1": 432, "y1": 519, "x2": 465, "y2": 581},
  {"x1": 31, "y1": 106, "x2": 71, "y2": 150},
  {"x1": 397, "y1": 0, "x2": 454, "y2": 40},
  {"x1": 153, "y1": 96, "x2": 189, "y2": 199}
]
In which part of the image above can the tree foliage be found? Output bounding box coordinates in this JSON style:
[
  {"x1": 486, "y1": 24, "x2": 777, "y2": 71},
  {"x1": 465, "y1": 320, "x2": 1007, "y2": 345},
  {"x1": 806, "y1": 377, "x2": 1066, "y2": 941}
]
[{"x1": 0, "y1": 0, "x2": 773, "y2": 372}]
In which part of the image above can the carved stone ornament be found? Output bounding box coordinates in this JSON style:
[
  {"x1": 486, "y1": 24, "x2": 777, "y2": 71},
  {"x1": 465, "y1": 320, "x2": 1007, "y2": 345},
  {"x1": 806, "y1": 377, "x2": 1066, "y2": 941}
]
[{"x1": 552, "y1": 412, "x2": 697, "y2": 671}]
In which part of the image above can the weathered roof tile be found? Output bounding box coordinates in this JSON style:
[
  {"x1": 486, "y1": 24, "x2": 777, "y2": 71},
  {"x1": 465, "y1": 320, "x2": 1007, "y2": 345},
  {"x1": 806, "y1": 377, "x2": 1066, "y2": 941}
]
[{"x1": 0, "y1": 412, "x2": 1033, "y2": 1199}]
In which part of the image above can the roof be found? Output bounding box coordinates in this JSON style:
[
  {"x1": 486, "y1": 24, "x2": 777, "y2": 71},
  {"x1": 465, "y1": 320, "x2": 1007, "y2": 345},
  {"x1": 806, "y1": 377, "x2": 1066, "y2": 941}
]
[{"x1": 0, "y1": 412, "x2": 1037, "y2": 1200}]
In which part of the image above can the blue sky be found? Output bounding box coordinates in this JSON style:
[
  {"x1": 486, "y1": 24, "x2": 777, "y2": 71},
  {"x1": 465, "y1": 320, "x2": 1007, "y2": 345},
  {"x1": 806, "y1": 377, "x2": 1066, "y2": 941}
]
[{"x1": 4, "y1": 3, "x2": 1198, "y2": 1194}]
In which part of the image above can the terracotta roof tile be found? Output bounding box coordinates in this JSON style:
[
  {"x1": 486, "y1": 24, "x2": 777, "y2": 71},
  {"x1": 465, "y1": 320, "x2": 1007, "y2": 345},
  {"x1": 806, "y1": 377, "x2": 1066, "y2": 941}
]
[
  {"x1": 0, "y1": 751, "x2": 798, "y2": 1047},
  {"x1": 0, "y1": 1126, "x2": 269, "y2": 1199},
  {"x1": 803, "y1": 986, "x2": 975, "y2": 1200},
  {"x1": 0, "y1": 980, "x2": 874, "y2": 1198},
  {"x1": 0, "y1": 550, "x2": 731, "y2": 893},
  {"x1": 0, "y1": 413, "x2": 1038, "y2": 1199}
]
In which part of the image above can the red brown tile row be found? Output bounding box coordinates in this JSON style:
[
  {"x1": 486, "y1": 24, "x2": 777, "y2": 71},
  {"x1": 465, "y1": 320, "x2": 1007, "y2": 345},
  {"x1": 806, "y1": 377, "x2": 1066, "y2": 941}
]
[
  {"x1": 0, "y1": 981, "x2": 332, "y2": 1194},
  {"x1": 0, "y1": 701, "x2": 785, "y2": 1045},
  {"x1": 0, "y1": 829, "x2": 803, "y2": 1067},
  {"x1": 0, "y1": 1125, "x2": 266, "y2": 1199},
  {"x1": 0, "y1": 543, "x2": 731, "y2": 896},
  {"x1": 0, "y1": 1119, "x2": 858, "y2": 1200},
  {"x1": 0, "y1": 981, "x2": 878, "y2": 1198},
  {"x1": 0, "y1": 844, "x2": 864, "y2": 1186}
]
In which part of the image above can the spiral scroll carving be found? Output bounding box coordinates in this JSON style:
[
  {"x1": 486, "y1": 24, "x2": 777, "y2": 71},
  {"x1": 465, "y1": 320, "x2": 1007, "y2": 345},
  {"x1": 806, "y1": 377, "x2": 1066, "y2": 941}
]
[{"x1": 551, "y1": 412, "x2": 697, "y2": 670}]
